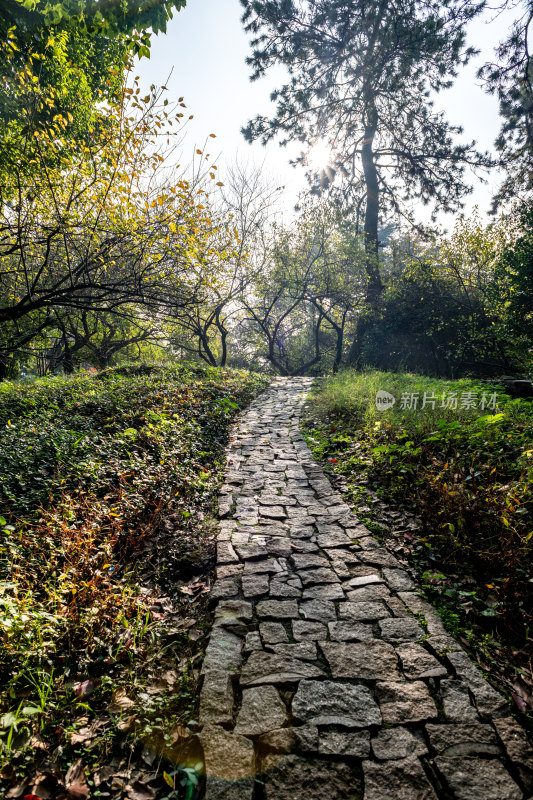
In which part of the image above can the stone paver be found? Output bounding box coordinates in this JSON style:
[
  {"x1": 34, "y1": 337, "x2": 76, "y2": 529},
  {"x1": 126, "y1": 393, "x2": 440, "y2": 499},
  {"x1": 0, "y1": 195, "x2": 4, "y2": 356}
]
[{"x1": 198, "y1": 378, "x2": 532, "y2": 799}]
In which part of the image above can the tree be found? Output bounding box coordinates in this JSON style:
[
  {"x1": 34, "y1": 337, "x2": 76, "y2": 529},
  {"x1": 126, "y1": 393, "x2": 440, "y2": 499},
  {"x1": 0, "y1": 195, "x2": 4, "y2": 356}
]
[
  {"x1": 479, "y1": 1, "x2": 533, "y2": 205},
  {"x1": 0, "y1": 78, "x2": 222, "y2": 376},
  {"x1": 240, "y1": 0, "x2": 491, "y2": 362},
  {"x1": 0, "y1": 0, "x2": 188, "y2": 191}
]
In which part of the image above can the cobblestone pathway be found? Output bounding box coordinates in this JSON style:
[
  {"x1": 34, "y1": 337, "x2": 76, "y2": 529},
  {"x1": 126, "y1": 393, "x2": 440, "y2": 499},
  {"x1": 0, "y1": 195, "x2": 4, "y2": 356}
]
[{"x1": 198, "y1": 378, "x2": 533, "y2": 800}]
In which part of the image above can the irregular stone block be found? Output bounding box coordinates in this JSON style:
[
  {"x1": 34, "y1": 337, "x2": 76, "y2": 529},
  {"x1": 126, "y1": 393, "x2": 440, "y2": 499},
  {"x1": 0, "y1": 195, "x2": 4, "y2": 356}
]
[
  {"x1": 243, "y1": 558, "x2": 282, "y2": 575},
  {"x1": 382, "y1": 568, "x2": 415, "y2": 591},
  {"x1": 234, "y1": 685, "x2": 288, "y2": 736},
  {"x1": 425, "y1": 723, "x2": 502, "y2": 757},
  {"x1": 202, "y1": 628, "x2": 243, "y2": 674},
  {"x1": 267, "y1": 642, "x2": 317, "y2": 661},
  {"x1": 199, "y1": 724, "x2": 254, "y2": 782},
  {"x1": 292, "y1": 679, "x2": 381, "y2": 727},
  {"x1": 299, "y1": 599, "x2": 337, "y2": 622},
  {"x1": 260, "y1": 622, "x2": 289, "y2": 644},
  {"x1": 244, "y1": 631, "x2": 262, "y2": 652},
  {"x1": 345, "y1": 584, "x2": 392, "y2": 602},
  {"x1": 446, "y1": 651, "x2": 508, "y2": 717},
  {"x1": 258, "y1": 726, "x2": 319, "y2": 754},
  {"x1": 316, "y1": 531, "x2": 353, "y2": 548},
  {"x1": 302, "y1": 584, "x2": 345, "y2": 601},
  {"x1": 199, "y1": 671, "x2": 234, "y2": 725},
  {"x1": 242, "y1": 574, "x2": 269, "y2": 598},
  {"x1": 292, "y1": 620, "x2": 328, "y2": 641},
  {"x1": 217, "y1": 541, "x2": 240, "y2": 564},
  {"x1": 319, "y1": 729, "x2": 371, "y2": 757},
  {"x1": 434, "y1": 756, "x2": 522, "y2": 800},
  {"x1": 363, "y1": 757, "x2": 437, "y2": 800},
  {"x1": 376, "y1": 680, "x2": 438, "y2": 724},
  {"x1": 371, "y1": 727, "x2": 428, "y2": 760},
  {"x1": 256, "y1": 600, "x2": 299, "y2": 618},
  {"x1": 320, "y1": 639, "x2": 398, "y2": 680},
  {"x1": 397, "y1": 643, "x2": 448, "y2": 679},
  {"x1": 441, "y1": 679, "x2": 479, "y2": 723},
  {"x1": 378, "y1": 617, "x2": 425, "y2": 643},
  {"x1": 327, "y1": 621, "x2": 373, "y2": 642},
  {"x1": 338, "y1": 601, "x2": 390, "y2": 622},
  {"x1": 261, "y1": 754, "x2": 362, "y2": 800},
  {"x1": 240, "y1": 652, "x2": 324, "y2": 686},
  {"x1": 211, "y1": 580, "x2": 239, "y2": 600},
  {"x1": 235, "y1": 542, "x2": 268, "y2": 560},
  {"x1": 214, "y1": 600, "x2": 253, "y2": 629},
  {"x1": 493, "y1": 717, "x2": 533, "y2": 792},
  {"x1": 347, "y1": 573, "x2": 384, "y2": 588},
  {"x1": 291, "y1": 553, "x2": 329, "y2": 570},
  {"x1": 269, "y1": 581, "x2": 301, "y2": 598}
]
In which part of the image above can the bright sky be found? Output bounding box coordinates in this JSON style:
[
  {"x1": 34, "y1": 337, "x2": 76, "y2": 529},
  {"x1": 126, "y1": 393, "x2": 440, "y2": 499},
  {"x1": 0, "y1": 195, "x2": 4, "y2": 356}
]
[{"x1": 137, "y1": 0, "x2": 517, "y2": 229}]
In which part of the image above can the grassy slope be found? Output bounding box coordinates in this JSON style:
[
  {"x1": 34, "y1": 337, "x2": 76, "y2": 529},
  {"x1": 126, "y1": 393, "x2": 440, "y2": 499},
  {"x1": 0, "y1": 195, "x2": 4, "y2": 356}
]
[
  {"x1": 0, "y1": 363, "x2": 268, "y2": 798},
  {"x1": 302, "y1": 369, "x2": 533, "y2": 721}
]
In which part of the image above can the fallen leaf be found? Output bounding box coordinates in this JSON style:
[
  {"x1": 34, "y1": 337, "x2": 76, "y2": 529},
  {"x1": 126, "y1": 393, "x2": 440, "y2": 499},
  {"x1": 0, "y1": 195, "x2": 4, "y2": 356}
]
[
  {"x1": 124, "y1": 781, "x2": 155, "y2": 800},
  {"x1": 73, "y1": 681, "x2": 94, "y2": 699},
  {"x1": 64, "y1": 760, "x2": 90, "y2": 800}
]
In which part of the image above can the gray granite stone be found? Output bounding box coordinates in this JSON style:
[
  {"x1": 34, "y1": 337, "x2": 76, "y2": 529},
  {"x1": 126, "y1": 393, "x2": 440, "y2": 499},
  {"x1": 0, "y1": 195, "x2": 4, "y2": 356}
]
[
  {"x1": 199, "y1": 671, "x2": 234, "y2": 725},
  {"x1": 242, "y1": 574, "x2": 269, "y2": 598},
  {"x1": 302, "y1": 584, "x2": 346, "y2": 601},
  {"x1": 376, "y1": 680, "x2": 438, "y2": 724},
  {"x1": 292, "y1": 680, "x2": 381, "y2": 727},
  {"x1": 259, "y1": 622, "x2": 289, "y2": 644},
  {"x1": 426, "y1": 723, "x2": 502, "y2": 756},
  {"x1": 199, "y1": 724, "x2": 255, "y2": 782},
  {"x1": 258, "y1": 726, "x2": 319, "y2": 754},
  {"x1": 240, "y1": 652, "x2": 324, "y2": 686},
  {"x1": 320, "y1": 640, "x2": 399, "y2": 679},
  {"x1": 202, "y1": 628, "x2": 243, "y2": 673},
  {"x1": 378, "y1": 616, "x2": 425, "y2": 642},
  {"x1": 441, "y1": 679, "x2": 480, "y2": 723},
  {"x1": 319, "y1": 730, "x2": 371, "y2": 757},
  {"x1": 371, "y1": 727, "x2": 428, "y2": 760},
  {"x1": 397, "y1": 643, "x2": 448, "y2": 679},
  {"x1": 327, "y1": 621, "x2": 373, "y2": 641},
  {"x1": 363, "y1": 757, "x2": 438, "y2": 800},
  {"x1": 257, "y1": 599, "x2": 299, "y2": 618},
  {"x1": 269, "y1": 581, "x2": 302, "y2": 598},
  {"x1": 267, "y1": 642, "x2": 317, "y2": 661},
  {"x1": 292, "y1": 620, "x2": 328, "y2": 641},
  {"x1": 434, "y1": 756, "x2": 522, "y2": 799},
  {"x1": 299, "y1": 599, "x2": 337, "y2": 622},
  {"x1": 234, "y1": 685, "x2": 288, "y2": 735},
  {"x1": 338, "y1": 601, "x2": 390, "y2": 622},
  {"x1": 261, "y1": 754, "x2": 362, "y2": 800},
  {"x1": 493, "y1": 717, "x2": 533, "y2": 792}
]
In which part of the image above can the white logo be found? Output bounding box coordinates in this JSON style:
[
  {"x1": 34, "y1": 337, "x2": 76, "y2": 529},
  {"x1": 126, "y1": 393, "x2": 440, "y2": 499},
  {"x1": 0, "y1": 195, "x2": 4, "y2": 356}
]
[{"x1": 375, "y1": 390, "x2": 395, "y2": 411}]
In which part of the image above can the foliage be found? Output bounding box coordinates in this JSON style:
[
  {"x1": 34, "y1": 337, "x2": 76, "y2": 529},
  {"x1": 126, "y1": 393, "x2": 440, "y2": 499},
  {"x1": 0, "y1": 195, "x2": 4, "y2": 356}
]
[
  {"x1": 0, "y1": 362, "x2": 268, "y2": 791},
  {"x1": 0, "y1": 73, "x2": 228, "y2": 373},
  {"x1": 303, "y1": 369, "x2": 533, "y2": 708},
  {"x1": 479, "y1": 1, "x2": 533, "y2": 206}
]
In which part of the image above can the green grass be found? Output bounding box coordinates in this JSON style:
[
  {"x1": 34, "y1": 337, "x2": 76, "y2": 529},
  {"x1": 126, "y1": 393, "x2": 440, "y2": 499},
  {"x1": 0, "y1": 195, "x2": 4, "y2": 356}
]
[
  {"x1": 303, "y1": 368, "x2": 533, "y2": 713},
  {"x1": 0, "y1": 362, "x2": 268, "y2": 794}
]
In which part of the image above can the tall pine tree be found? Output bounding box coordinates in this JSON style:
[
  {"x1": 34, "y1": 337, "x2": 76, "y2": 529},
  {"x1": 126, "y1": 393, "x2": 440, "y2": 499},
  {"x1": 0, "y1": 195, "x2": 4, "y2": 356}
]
[{"x1": 241, "y1": 0, "x2": 491, "y2": 337}]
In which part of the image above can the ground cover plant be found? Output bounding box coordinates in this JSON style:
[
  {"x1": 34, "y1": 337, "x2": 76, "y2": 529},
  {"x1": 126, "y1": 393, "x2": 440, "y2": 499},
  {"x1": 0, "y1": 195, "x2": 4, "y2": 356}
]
[
  {"x1": 0, "y1": 362, "x2": 268, "y2": 799},
  {"x1": 302, "y1": 369, "x2": 533, "y2": 723}
]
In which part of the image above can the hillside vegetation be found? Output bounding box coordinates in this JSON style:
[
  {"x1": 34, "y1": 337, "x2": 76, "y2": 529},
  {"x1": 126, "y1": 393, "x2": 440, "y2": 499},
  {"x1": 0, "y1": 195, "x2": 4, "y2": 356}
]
[
  {"x1": 0, "y1": 363, "x2": 268, "y2": 798},
  {"x1": 303, "y1": 370, "x2": 533, "y2": 719}
]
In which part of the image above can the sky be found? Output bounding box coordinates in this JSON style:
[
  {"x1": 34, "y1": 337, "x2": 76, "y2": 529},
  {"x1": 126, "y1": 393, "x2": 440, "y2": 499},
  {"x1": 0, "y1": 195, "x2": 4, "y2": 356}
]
[{"x1": 136, "y1": 0, "x2": 517, "y2": 229}]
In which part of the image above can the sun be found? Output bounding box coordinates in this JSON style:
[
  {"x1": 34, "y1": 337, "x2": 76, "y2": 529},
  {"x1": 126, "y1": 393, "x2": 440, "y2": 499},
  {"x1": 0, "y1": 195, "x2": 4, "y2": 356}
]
[{"x1": 307, "y1": 140, "x2": 331, "y2": 171}]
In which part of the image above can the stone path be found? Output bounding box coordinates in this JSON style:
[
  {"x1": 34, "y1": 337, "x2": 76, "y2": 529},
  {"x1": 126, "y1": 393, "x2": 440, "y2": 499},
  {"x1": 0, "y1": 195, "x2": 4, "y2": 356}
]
[{"x1": 198, "y1": 378, "x2": 533, "y2": 800}]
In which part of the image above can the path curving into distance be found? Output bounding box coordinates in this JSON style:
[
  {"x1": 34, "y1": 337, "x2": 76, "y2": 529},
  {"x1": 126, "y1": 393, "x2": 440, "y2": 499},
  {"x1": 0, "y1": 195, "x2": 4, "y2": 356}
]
[{"x1": 197, "y1": 377, "x2": 533, "y2": 800}]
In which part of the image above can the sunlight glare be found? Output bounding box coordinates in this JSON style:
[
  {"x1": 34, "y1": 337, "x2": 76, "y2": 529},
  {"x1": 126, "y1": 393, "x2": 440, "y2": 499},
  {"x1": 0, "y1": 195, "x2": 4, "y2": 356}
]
[{"x1": 307, "y1": 140, "x2": 331, "y2": 171}]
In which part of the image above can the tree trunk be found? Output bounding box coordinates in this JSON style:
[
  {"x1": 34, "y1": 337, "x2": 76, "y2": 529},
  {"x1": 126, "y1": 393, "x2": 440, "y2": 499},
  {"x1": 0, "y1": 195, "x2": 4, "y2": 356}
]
[{"x1": 349, "y1": 107, "x2": 383, "y2": 367}]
